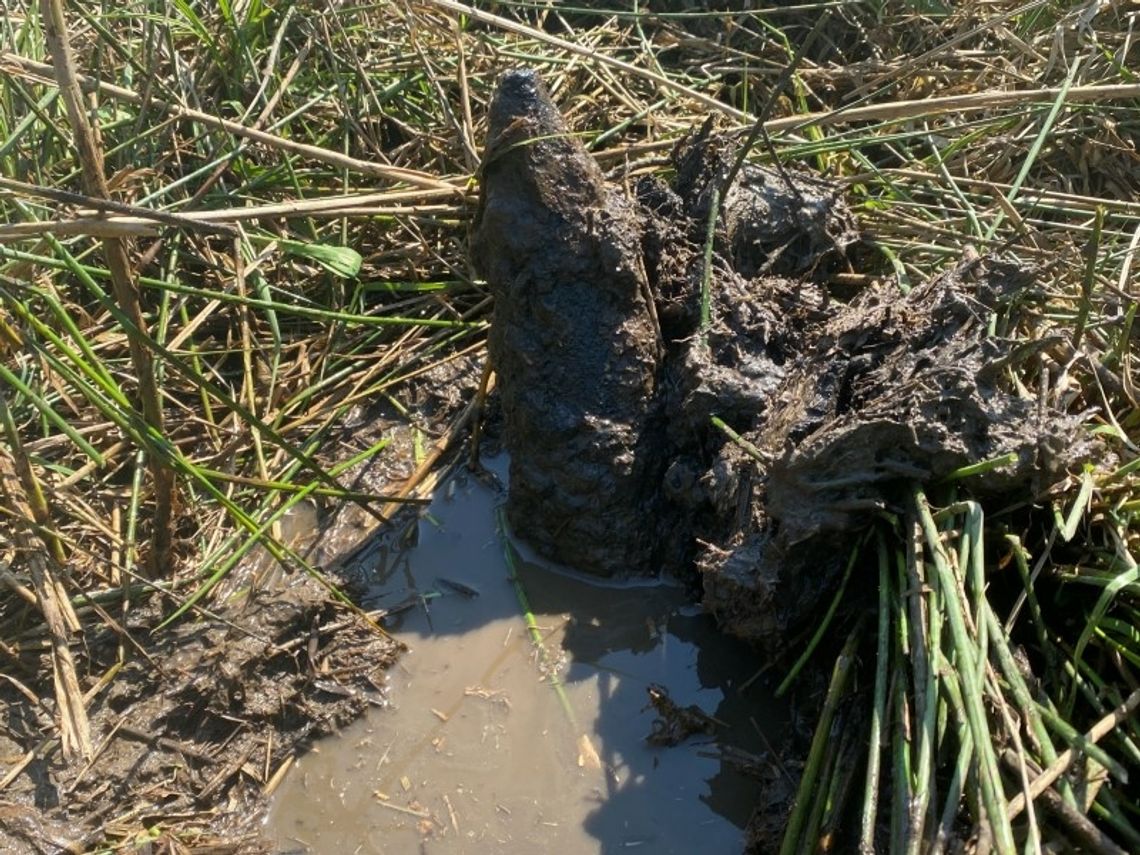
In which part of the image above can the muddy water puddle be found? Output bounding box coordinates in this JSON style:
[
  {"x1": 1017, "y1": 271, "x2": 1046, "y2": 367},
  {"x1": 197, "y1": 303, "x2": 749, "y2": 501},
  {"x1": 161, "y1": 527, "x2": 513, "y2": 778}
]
[{"x1": 266, "y1": 460, "x2": 786, "y2": 854}]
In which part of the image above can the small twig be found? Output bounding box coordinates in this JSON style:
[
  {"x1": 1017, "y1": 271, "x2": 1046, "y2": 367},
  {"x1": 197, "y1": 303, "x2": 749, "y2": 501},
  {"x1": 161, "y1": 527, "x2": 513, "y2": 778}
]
[
  {"x1": 1006, "y1": 688, "x2": 1140, "y2": 821},
  {"x1": 0, "y1": 175, "x2": 240, "y2": 237},
  {"x1": 373, "y1": 797, "x2": 432, "y2": 819},
  {"x1": 443, "y1": 793, "x2": 460, "y2": 834}
]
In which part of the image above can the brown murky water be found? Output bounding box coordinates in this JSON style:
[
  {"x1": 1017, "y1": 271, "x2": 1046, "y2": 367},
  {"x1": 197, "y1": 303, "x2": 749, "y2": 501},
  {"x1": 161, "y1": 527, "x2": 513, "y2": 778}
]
[{"x1": 265, "y1": 459, "x2": 786, "y2": 854}]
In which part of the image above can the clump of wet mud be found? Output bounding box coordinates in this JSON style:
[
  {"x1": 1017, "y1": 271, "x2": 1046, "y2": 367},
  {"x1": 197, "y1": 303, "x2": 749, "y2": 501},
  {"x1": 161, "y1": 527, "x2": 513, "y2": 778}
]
[
  {"x1": 472, "y1": 69, "x2": 665, "y2": 576},
  {"x1": 645, "y1": 684, "x2": 719, "y2": 747},
  {"x1": 702, "y1": 253, "x2": 1088, "y2": 651},
  {"x1": 0, "y1": 571, "x2": 398, "y2": 854},
  {"x1": 472, "y1": 69, "x2": 1092, "y2": 656}
]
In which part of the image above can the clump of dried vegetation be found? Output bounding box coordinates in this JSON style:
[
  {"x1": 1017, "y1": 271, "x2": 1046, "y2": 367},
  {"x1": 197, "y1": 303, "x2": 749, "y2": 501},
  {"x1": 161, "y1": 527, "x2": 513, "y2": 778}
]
[{"x1": 1, "y1": 1, "x2": 1138, "y2": 852}]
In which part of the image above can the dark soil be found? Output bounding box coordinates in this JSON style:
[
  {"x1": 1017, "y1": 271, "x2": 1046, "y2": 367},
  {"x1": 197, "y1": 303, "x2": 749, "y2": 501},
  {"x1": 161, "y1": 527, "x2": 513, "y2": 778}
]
[
  {"x1": 1, "y1": 573, "x2": 398, "y2": 854},
  {"x1": 0, "y1": 363, "x2": 480, "y2": 854},
  {"x1": 473, "y1": 68, "x2": 1091, "y2": 654}
]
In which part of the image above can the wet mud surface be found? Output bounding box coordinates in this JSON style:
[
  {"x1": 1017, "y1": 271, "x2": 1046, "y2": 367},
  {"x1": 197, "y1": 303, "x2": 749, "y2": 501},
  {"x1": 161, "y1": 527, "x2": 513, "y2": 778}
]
[
  {"x1": 472, "y1": 70, "x2": 1092, "y2": 655},
  {"x1": 0, "y1": 364, "x2": 478, "y2": 854},
  {"x1": 266, "y1": 459, "x2": 786, "y2": 853},
  {"x1": 0, "y1": 519, "x2": 399, "y2": 854}
]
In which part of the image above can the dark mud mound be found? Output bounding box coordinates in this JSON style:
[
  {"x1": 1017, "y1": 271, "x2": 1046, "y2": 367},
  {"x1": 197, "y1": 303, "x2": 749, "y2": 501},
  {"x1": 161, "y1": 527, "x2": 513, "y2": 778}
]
[
  {"x1": 472, "y1": 69, "x2": 1092, "y2": 655},
  {"x1": 669, "y1": 120, "x2": 860, "y2": 280},
  {"x1": 700, "y1": 256, "x2": 1091, "y2": 651},
  {"x1": 472, "y1": 69, "x2": 665, "y2": 576}
]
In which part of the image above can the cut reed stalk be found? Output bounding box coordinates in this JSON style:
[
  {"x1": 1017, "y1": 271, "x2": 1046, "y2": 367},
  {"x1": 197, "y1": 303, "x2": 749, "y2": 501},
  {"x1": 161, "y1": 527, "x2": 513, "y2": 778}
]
[{"x1": 39, "y1": 0, "x2": 175, "y2": 577}]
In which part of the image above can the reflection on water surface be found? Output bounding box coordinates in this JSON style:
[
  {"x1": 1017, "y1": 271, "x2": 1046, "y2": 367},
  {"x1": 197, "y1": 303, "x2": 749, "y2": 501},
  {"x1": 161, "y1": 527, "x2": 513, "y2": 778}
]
[{"x1": 266, "y1": 459, "x2": 785, "y2": 854}]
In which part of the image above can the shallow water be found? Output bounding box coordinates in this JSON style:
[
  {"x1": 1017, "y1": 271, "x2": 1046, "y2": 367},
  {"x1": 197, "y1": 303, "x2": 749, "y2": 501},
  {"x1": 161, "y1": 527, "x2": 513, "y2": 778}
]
[{"x1": 265, "y1": 460, "x2": 785, "y2": 854}]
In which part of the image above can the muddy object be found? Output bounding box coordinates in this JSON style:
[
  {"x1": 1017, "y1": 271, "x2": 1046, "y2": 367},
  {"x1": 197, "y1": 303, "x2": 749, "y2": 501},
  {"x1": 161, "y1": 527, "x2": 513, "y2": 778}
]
[
  {"x1": 473, "y1": 70, "x2": 1091, "y2": 651},
  {"x1": 699, "y1": 256, "x2": 1092, "y2": 650},
  {"x1": 671, "y1": 121, "x2": 860, "y2": 279},
  {"x1": 472, "y1": 71, "x2": 856, "y2": 579},
  {"x1": 472, "y1": 69, "x2": 665, "y2": 576},
  {"x1": 645, "y1": 683, "x2": 718, "y2": 746}
]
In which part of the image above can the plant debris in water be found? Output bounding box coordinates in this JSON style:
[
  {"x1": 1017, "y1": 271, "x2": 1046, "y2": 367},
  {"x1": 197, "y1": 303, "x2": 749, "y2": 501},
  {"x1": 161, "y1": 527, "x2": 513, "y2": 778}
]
[{"x1": 645, "y1": 683, "x2": 719, "y2": 747}]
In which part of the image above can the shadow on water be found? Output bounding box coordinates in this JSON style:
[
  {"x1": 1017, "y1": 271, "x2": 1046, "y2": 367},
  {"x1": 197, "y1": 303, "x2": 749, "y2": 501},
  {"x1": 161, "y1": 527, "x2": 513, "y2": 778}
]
[{"x1": 266, "y1": 457, "x2": 787, "y2": 854}]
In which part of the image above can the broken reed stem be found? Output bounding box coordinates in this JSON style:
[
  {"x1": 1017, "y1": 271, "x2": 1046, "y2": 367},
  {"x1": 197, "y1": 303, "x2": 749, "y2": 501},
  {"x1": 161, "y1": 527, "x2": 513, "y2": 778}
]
[
  {"x1": 495, "y1": 507, "x2": 578, "y2": 729},
  {"x1": 1004, "y1": 533, "x2": 1054, "y2": 675},
  {"x1": 1006, "y1": 688, "x2": 1140, "y2": 821},
  {"x1": 466, "y1": 358, "x2": 494, "y2": 470},
  {"x1": 779, "y1": 618, "x2": 865, "y2": 855},
  {"x1": 1000, "y1": 751, "x2": 1129, "y2": 855},
  {"x1": 889, "y1": 547, "x2": 912, "y2": 855},
  {"x1": 800, "y1": 725, "x2": 842, "y2": 855},
  {"x1": 0, "y1": 453, "x2": 92, "y2": 761},
  {"x1": 1073, "y1": 205, "x2": 1105, "y2": 351},
  {"x1": 859, "y1": 534, "x2": 892, "y2": 853},
  {"x1": 699, "y1": 186, "x2": 718, "y2": 349},
  {"x1": 0, "y1": 175, "x2": 241, "y2": 237},
  {"x1": 818, "y1": 727, "x2": 862, "y2": 852},
  {"x1": 40, "y1": 0, "x2": 175, "y2": 577},
  {"x1": 710, "y1": 415, "x2": 769, "y2": 464},
  {"x1": 932, "y1": 669, "x2": 974, "y2": 855},
  {"x1": 0, "y1": 392, "x2": 66, "y2": 566},
  {"x1": 939, "y1": 452, "x2": 1018, "y2": 482},
  {"x1": 908, "y1": 513, "x2": 941, "y2": 855},
  {"x1": 901, "y1": 511, "x2": 930, "y2": 853},
  {"x1": 913, "y1": 487, "x2": 1016, "y2": 854},
  {"x1": 960, "y1": 503, "x2": 989, "y2": 747},
  {"x1": 777, "y1": 537, "x2": 861, "y2": 697},
  {"x1": 982, "y1": 599, "x2": 1074, "y2": 806}
]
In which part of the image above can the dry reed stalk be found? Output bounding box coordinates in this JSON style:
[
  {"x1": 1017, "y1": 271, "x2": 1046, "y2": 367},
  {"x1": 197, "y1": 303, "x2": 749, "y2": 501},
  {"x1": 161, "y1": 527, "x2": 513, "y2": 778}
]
[
  {"x1": 0, "y1": 394, "x2": 66, "y2": 566},
  {"x1": 0, "y1": 452, "x2": 91, "y2": 760},
  {"x1": 0, "y1": 175, "x2": 241, "y2": 237},
  {"x1": 0, "y1": 52, "x2": 466, "y2": 194},
  {"x1": 40, "y1": 0, "x2": 176, "y2": 577},
  {"x1": 1000, "y1": 751, "x2": 1129, "y2": 855},
  {"x1": 0, "y1": 219, "x2": 160, "y2": 240},
  {"x1": 0, "y1": 203, "x2": 466, "y2": 238},
  {"x1": 1006, "y1": 688, "x2": 1140, "y2": 822}
]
